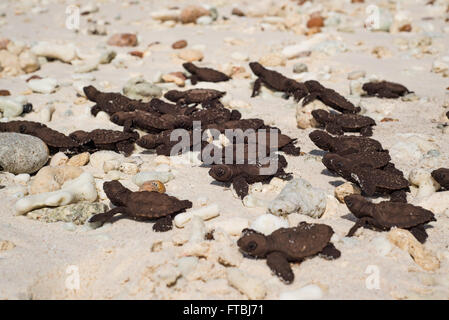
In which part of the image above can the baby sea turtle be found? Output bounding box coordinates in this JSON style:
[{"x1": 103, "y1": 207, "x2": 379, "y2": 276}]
[
  {"x1": 431, "y1": 168, "x2": 449, "y2": 190},
  {"x1": 303, "y1": 80, "x2": 361, "y2": 114},
  {"x1": 309, "y1": 130, "x2": 383, "y2": 156},
  {"x1": 208, "y1": 156, "x2": 291, "y2": 199},
  {"x1": 0, "y1": 120, "x2": 80, "y2": 154},
  {"x1": 89, "y1": 180, "x2": 192, "y2": 232},
  {"x1": 323, "y1": 151, "x2": 391, "y2": 170},
  {"x1": 249, "y1": 62, "x2": 308, "y2": 101},
  {"x1": 69, "y1": 128, "x2": 139, "y2": 156},
  {"x1": 237, "y1": 222, "x2": 341, "y2": 283},
  {"x1": 182, "y1": 62, "x2": 230, "y2": 85},
  {"x1": 149, "y1": 98, "x2": 197, "y2": 116},
  {"x1": 362, "y1": 81, "x2": 411, "y2": 99},
  {"x1": 164, "y1": 88, "x2": 225, "y2": 106},
  {"x1": 312, "y1": 109, "x2": 376, "y2": 136},
  {"x1": 344, "y1": 195, "x2": 436, "y2": 243},
  {"x1": 110, "y1": 110, "x2": 192, "y2": 133},
  {"x1": 83, "y1": 85, "x2": 153, "y2": 116},
  {"x1": 322, "y1": 153, "x2": 409, "y2": 202}
]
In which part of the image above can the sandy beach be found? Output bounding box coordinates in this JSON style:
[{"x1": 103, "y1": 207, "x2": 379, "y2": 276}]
[{"x1": 0, "y1": 0, "x2": 449, "y2": 300}]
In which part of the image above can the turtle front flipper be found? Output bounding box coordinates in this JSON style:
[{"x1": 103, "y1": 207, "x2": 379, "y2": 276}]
[
  {"x1": 251, "y1": 78, "x2": 262, "y2": 98},
  {"x1": 280, "y1": 142, "x2": 301, "y2": 156},
  {"x1": 325, "y1": 123, "x2": 344, "y2": 136},
  {"x1": 301, "y1": 92, "x2": 319, "y2": 107},
  {"x1": 409, "y1": 225, "x2": 428, "y2": 244},
  {"x1": 355, "y1": 169, "x2": 377, "y2": 196},
  {"x1": 360, "y1": 126, "x2": 373, "y2": 137},
  {"x1": 89, "y1": 207, "x2": 125, "y2": 224},
  {"x1": 266, "y1": 251, "x2": 294, "y2": 284},
  {"x1": 319, "y1": 243, "x2": 341, "y2": 260},
  {"x1": 347, "y1": 217, "x2": 377, "y2": 237},
  {"x1": 190, "y1": 75, "x2": 198, "y2": 86},
  {"x1": 116, "y1": 140, "x2": 135, "y2": 157},
  {"x1": 153, "y1": 215, "x2": 173, "y2": 232},
  {"x1": 123, "y1": 119, "x2": 134, "y2": 133},
  {"x1": 232, "y1": 176, "x2": 249, "y2": 199}
]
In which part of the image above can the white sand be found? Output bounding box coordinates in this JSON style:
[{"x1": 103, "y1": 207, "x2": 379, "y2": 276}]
[{"x1": 0, "y1": 0, "x2": 449, "y2": 299}]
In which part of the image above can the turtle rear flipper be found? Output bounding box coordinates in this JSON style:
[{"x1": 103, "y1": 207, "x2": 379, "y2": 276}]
[
  {"x1": 89, "y1": 207, "x2": 125, "y2": 224},
  {"x1": 153, "y1": 215, "x2": 173, "y2": 232},
  {"x1": 251, "y1": 78, "x2": 262, "y2": 98},
  {"x1": 232, "y1": 176, "x2": 249, "y2": 199},
  {"x1": 266, "y1": 251, "x2": 294, "y2": 284},
  {"x1": 280, "y1": 142, "x2": 301, "y2": 156},
  {"x1": 319, "y1": 243, "x2": 341, "y2": 260}
]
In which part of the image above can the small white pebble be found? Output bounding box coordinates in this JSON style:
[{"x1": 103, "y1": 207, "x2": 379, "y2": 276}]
[
  {"x1": 280, "y1": 284, "x2": 323, "y2": 300},
  {"x1": 250, "y1": 214, "x2": 289, "y2": 235}
]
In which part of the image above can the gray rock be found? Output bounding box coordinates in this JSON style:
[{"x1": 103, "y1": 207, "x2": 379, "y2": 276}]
[
  {"x1": 122, "y1": 77, "x2": 162, "y2": 102},
  {"x1": 293, "y1": 63, "x2": 308, "y2": 74},
  {"x1": 0, "y1": 133, "x2": 49, "y2": 174},
  {"x1": 27, "y1": 201, "x2": 107, "y2": 225}
]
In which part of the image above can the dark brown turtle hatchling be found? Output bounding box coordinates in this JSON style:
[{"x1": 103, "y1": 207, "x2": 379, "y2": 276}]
[
  {"x1": 362, "y1": 81, "x2": 411, "y2": 99},
  {"x1": 312, "y1": 109, "x2": 376, "y2": 136},
  {"x1": 149, "y1": 98, "x2": 197, "y2": 116},
  {"x1": 208, "y1": 155, "x2": 291, "y2": 199},
  {"x1": 0, "y1": 120, "x2": 80, "y2": 154},
  {"x1": 69, "y1": 128, "x2": 139, "y2": 156},
  {"x1": 89, "y1": 180, "x2": 192, "y2": 232},
  {"x1": 237, "y1": 222, "x2": 341, "y2": 283},
  {"x1": 323, "y1": 151, "x2": 391, "y2": 170},
  {"x1": 322, "y1": 153, "x2": 409, "y2": 202},
  {"x1": 431, "y1": 168, "x2": 449, "y2": 190},
  {"x1": 249, "y1": 62, "x2": 308, "y2": 101},
  {"x1": 110, "y1": 110, "x2": 192, "y2": 133},
  {"x1": 83, "y1": 85, "x2": 153, "y2": 116},
  {"x1": 164, "y1": 88, "x2": 225, "y2": 107},
  {"x1": 344, "y1": 195, "x2": 436, "y2": 243},
  {"x1": 309, "y1": 130, "x2": 383, "y2": 156},
  {"x1": 303, "y1": 80, "x2": 361, "y2": 114},
  {"x1": 182, "y1": 62, "x2": 230, "y2": 85}
]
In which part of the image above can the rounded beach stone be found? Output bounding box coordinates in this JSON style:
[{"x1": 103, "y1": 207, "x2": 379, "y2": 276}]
[{"x1": 0, "y1": 133, "x2": 49, "y2": 174}]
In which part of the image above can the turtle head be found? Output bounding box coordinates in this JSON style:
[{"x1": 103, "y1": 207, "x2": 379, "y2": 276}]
[
  {"x1": 431, "y1": 168, "x2": 449, "y2": 186},
  {"x1": 248, "y1": 62, "x2": 264, "y2": 76},
  {"x1": 309, "y1": 130, "x2": 332, "y2": 151},
  {"x1": 344, "y1": 195, "x2": 368, "y2": 218},
  {"x1": 237, "y1": 228, "x2": 268, "y2": 258},
  {"x1": 83, "y1": 85, "x2": 99, "y2": 101},
  {"x1": 164, "y1": 90, "x2": 184, "y2": 102},
  {"x1": 110, "y1": 112, "x2": 127, "y2": 125},
  {"x1": 182, "y1": 62, "x2": 196, "y2": 74},
  {"x1": 304, "y1": 80, "x2": 324, "y2": 93},
  {"x1": 103, "y1": 180, "x2": 131, "y2": 207},
  {"x1": 209, "y1": 164, "x2": 233, "y2": 182},
  {"x1": 311, "y1": 109, "x2": 330, "y2": 123}
]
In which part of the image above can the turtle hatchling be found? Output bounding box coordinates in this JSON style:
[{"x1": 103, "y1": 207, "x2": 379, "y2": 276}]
[
  {"x1": 312, "y1": 109, "x2": 376, "y2": 136},
  {"x1": 237, "y1": 222, "x2": 341, "y2": 283},
  {"x1": 344, "y1": 195, "x2": 436, "y2": 243},
  {"x1": 89, "y1": 180, "x2": 192, "y2": 232}
]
